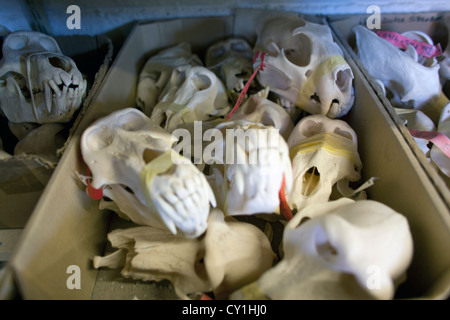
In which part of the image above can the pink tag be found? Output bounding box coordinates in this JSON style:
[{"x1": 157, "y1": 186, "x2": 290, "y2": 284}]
[
  {"x1": 410, "y1": 129, "x2": 450, "y2": 158},
  {"x1": 226, "y1": 51, "x2": 266, "y2": 120},
  {"x1": 376, "y1": 31, "x2": 442, "y2": 58}
]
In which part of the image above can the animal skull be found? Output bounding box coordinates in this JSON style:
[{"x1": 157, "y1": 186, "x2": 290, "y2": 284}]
[
  {"x1": 136, "y1": 42, "x2": 203, "y2": 116},
  {"x1": 231, "y1": 198, "x2": 413, "y2": 300},
  {"x1": 205, "y1": 38, "x2": 255, "y2": 100},
  {"x1": 150, "y1": 65, "x2": 230, "y2": 132},
  {"x1": 93, "y1": 209, "x2": 276, "y2": 300},
  {"x1": 80, "y1": 108, "x2": 216, "y2": 238},
  {"x1": 253, "y1": 16, "x2": 355, "y2": 118},
  {"x1": 286, "y1": 114, "x2": 362, "y2": 211},
  {"x1": 430, "y1": 100, "x2": 450, "y2": 177},
  {"x1": 208, "y1": 120, "x2": 293, "y2": 216},
  {"x1": 0, "y1": 31, "x2": 86, "y2": 124},
  {"x1": 227, "y1": 95, "x2": 294, "y2": 140},
  {"x1": 353, "y1": 25, "x2": 443, "y2": 124}
]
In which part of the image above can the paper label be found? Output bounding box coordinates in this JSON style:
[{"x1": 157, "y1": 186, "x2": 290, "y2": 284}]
[
  {"x1": 376, "y1": 31, "x2": 442, "y2": 58},
  {"x1": 410, "y1": 129, "x2": 450, "y2": 158}
]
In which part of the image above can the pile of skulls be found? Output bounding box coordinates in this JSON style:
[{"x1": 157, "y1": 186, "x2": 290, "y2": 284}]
[
  {"x1": 353, "y1": 25, "x2": 450, "y2": 177},
  {"x1": 79, "y1": 15, "x2": 413, "y2": 300},
  {"x1": 0, "y1": 31, "x2": 87, "y2": 162}
]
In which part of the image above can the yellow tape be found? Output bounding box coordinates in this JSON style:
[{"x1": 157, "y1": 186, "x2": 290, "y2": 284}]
[
  {"x1": 140, "y1": 151, "x2": 182, "y2": 206},
  {"x1": 296, "y1": 55, "x2": 349, "y2": 108},
  {"x1": 166, "y1": 103, "x2": 197, "y2": 124},
  {"x1": 240, "y1": 281, "x2": 270, "y2": 300},
  {"x1": 289, "y1": 132, "x2": 361, "y2": 166}
]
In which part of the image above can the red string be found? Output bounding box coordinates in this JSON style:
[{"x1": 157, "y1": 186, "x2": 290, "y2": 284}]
[
  {"x1": 86, "y1": 165, "x2": 104, "y2": 200},
  {"x1": 279, "y1": 174, "x2": 293, "y2": 221},
  {"x1": 226, "y1": 51, "x2": 266, "y2": 120}
]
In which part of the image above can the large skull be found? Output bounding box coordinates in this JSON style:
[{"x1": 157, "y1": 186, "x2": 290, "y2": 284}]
[
  {"x1": 286, "y1": 114, "x2": 362, "y2": 211},
  {"x1": 136, "y1": 42, "x2": 203, "y2": 116},
  {"x1": 0, "y1": 31, "x2": 86, "y2": 124},
  {"x1": 227, "y1": 95, "x2": 294, "y2": 140},
  {"x1": 93, "y1": 209, "x2": 276, "y2": 300},
  {"x1": 353, "y1": 25, "x2": 443, "y2": 124},
  {"x1": 254, "y1": 16, "x2": 355, "y2": 118},
  {"x1": 205, "y1": 38, "x2": 255, "y2": 101},
  {"x1": 150, "y1": 65, "x2": 230, "y2": 132},
  {"x1": 80, "y1": 108, "x2": 215, "y2": 238},
  {"x1": 231, "y1": 198, "x2": 414, "y2": 300}
]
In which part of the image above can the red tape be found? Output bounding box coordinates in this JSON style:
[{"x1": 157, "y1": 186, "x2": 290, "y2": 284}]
[
  {"x1": 86, "y1": 165, "x2": 104, "y2": 200},
  {"x1": 226, "y1": 51, "x2": 266, "y2": 120},
  {"x1": 279, "y1": 174, "x2": 293, "y2": 221},
  {"x1": 376, "y1": 30, "x2": 443, "y2": 58},
  {"x1": 410, "y1": 129, "x2": 450, "y2": 158}
]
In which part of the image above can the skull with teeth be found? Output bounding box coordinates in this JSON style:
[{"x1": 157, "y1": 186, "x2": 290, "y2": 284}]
[
  {"x1": 0, "y1": 31, "x2": 87, "y2": 124},
  {"x1": 253, "y1": 16, "x2": 355, "y2": 118},
  {"x1": 80, "y1": 108, "x2": 216, "y2": 238}
]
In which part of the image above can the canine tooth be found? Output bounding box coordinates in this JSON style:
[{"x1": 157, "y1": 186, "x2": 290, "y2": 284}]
[
  {"x1": 60, "y1": 72, "x2": 72, "y2": 86},
  {"x1": 69, "y1": 87, "x2": 74, "y2": 96},
  {"x1": 53, "y1": 74, "x2": 62, "y2": 85},
  {"x1": 49, "y1": 79, "x2": 61, "y2": 96},
  {"x1": 44, "y1": 81, "x2": 52, "y2": 112}
]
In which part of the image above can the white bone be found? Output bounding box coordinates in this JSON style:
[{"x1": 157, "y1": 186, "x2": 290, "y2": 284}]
[
  {"x1": 13, "y1": 122, "x2": 65, "y2": 162},
  {"x1": 231, "y1": 198, "x2": 413, "y2": 300},
  {"x1": 80, "y1": 108, "x2": 215, "y2": 238},
  {"x1": 353, "y1": 25, "x2": 443, "y2": 124},
  {"x1": 286, "y1": 114, "x2": 362, "y2": 211},
  {"x1": 205, "y1": 38, "x2": 255, "y2": 101},
  {"x1": 208, "y1": 120, "x2": 293, "y2": 216},
  {"x1": 150, "y1": 65, "x2": 230, "y2": 132},
  {"x1": 0, "y1": 31, "x2": 86, "y2": 124},
  {"x1": 93, "y1": 209, "x2": 276, "y2": 300},
  {"x1": 227, "y1": 95, "x2": 294, "y2": 140},
  {"x1": 136, "y1": 42, "x2": 203, "y2": 116},
  {"x1": 253, "y1": 16, "x2": 355, "y2": 118}
]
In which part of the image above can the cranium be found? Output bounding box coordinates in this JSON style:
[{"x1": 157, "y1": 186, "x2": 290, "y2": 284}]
[
  {"x1": 150, "y1": 65, "x2": 230, "y2": 132},
  {"x1": 0, "y1": 31, "x2": 86, "y2": 124},
  {"x1": 205, "y1": 38, "x2": 256, "y2": 101},
  {"x1": 207, "y1": 120, "x2": 293, "y2": 216},
  {"x1": 93, "y1": 209, "x2": 276, "y2": 300},
  {"x1": 253, "y1": 16, "x2": 355, "y2": 118},
  {"x1": 286, "y1": 114, "x2": 362, "y2": 211},
  {"x1": 353, "y1": 25, "x2": 443, "y2": 124},
  {"x1": 136, "y1": 42, "x2": 203, "y2": 116},
  {"x1": 231, "y1": 198, "x2": 413, "y2": 300},
  {"x1": 227, "y1": 95, "x2": 294, "y2": 140},
  {"x1": 80, "y1": 108, "x2": 216, "y2": 238}
]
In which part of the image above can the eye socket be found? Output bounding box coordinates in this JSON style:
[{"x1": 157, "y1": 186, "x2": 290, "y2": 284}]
[
  {"x1": 7, "y1": 34, "x2": 28, "y2": 50},
  {"x1": 230, "y1": 41, "x2": 248, "y2": 52},
  {"x1": 85, "y1": 125, "x2": 113, "y2": 151},
  {"x1": 333, "y1": 127, "x2": 354, "y2": 141},
  {"x1": 301, "y1": 120, "x2": 323, "y2": 138},
  {"x1": 39, "y1": 36, "x2": 59, "y2": 52},
  {"x1": 193, "y1": 74, "x2": 211, "y2": 91},
  {"x1": 118, "y1": 110, "x2": 147, "y2": 131},
  {"x1": 209, "y1": 46, "x2": 225, "y2": 59}
]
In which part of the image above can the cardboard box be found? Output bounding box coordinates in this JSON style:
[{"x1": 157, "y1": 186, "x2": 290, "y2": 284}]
[
  {"x1": 328, "y1": 12, "x2": 450, "y2": 205},
  {"x1": 0, "y1": 34, "x2": 113, "y2": 228},
  {"x1": 2, "y1": 9, "x2": 449, "y2": 300}
]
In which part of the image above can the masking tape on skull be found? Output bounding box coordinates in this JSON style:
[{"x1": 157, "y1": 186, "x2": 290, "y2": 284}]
[
  {"x1": 289, "y1": 132, "x2": 361, "y2": 166},
  {"x1": 140, "y1": 150, "x2": 184, "y2": 209},
  {"x1": 295, "y1": 55, "x2": 349, "y2": 108}
]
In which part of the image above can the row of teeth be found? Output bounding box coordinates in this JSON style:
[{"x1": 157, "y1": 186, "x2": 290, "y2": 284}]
[{"x1": 32, "y1": 72, "x2": 85, "y2": 112}]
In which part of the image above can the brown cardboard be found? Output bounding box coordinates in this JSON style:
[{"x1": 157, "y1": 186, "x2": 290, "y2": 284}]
[{"x1": 3, "y1": 9, "x2": 450, "y2": 300}]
